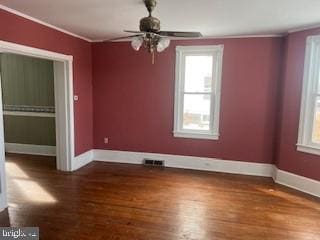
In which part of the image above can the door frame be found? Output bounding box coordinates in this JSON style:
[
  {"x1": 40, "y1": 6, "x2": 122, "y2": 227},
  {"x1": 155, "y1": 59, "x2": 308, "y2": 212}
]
[{"x1": 0, "y1": 40, "x2": 75, "y2": 211}]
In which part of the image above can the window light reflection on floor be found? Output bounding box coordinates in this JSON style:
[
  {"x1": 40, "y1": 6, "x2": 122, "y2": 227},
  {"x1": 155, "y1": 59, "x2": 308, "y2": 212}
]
[
  {"x1": 13, "y1": 179, "x2": 57, "y2": 204},
  {"x1": 6, "y1": 162, "x2": 29, "y2": 178},
  {"x1": 6, "y1": 162, "x2": 57, "y2": 204}
]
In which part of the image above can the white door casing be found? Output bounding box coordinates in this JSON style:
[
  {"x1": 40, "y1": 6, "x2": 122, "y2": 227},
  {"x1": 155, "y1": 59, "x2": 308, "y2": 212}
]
[{"x1": 0, "y1": 40, "x2": 75, "y2": 211}]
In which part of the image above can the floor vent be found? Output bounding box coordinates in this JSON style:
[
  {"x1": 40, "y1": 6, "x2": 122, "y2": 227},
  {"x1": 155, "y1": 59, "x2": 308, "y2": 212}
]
[{"x1": 143, "y1": 159, "x2": 165, "y2": 167}]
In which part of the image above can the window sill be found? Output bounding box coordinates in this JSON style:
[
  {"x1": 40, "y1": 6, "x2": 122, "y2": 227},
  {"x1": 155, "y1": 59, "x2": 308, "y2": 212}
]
[
  {"x1": 297, "y1": 144, "x2": 320, "y2": 156},
  {"x1": 173, "y1": 131, "x2": 219, "y2": 140}
]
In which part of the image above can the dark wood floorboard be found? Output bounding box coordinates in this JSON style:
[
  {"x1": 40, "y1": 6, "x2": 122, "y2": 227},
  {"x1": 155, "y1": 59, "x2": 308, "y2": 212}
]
[{"x1": 0, "y1": 153, "x2": 319, "y2": 240}]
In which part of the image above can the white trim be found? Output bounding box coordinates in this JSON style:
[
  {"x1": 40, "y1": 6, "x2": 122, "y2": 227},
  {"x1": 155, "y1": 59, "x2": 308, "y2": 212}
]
[
  {"x1": 297, "y1": 144, "x2": 320, "y2": 156},
  {"x1": 3, "y1": 111, "x2": 55, "y2": 118},
  {"x1": 92, "y1": 149, "x2": 320, "y2": 198},
  {"x1": 9, "y1": 148, "x2": 315, "y2": 199},
  {"x1": 288, "y1": 24, "x2": 320, "y2": 34},
  {"x1": 1, "y1": 148, "x2": 319, "y2": 211},
  {"x1": 0, "y1": 4, "x2": 91, "y2": 42},
  {"x1": 297, "y1": 35, "x2": 320, "y2": 155},
  {"x1": 174, "y1": 45, "x2": 223, "y2": 140},
  {"x1": 72, "y1": 150, "x2": 93, "y2": 171},
  {"x1": 0, "y1": 197, "x2": 6, "y2": 212},
  {"x1": 176, "y1": 45, "x2": 224, "y2": 51},
  {"x1": 5, "y1": 143, "x2": 56, "y2": 156},
  {"x1": 0, "y1": 40, "x2": 74, "y2": 171},
  {"x1": 271, "y1": 165, "x2": 278, "y2": 180},
  {"x1": 93, "y1": 149, "x2": 274, "y2": 177},
  {"x1": 273, "y1": 169, "x2": 320, "y2": 198},
  {"x1": 53, "y1": 61, "x2": 74, "y2": 172},
  {"x1": 173, "y1": 131, "x2": 219, "y2": 140},
  {"x1": 0, "y1": 40, "x2": 73, "y2": 61},
  {"x1": 0, "y1": 40, "x2": 75, "y2": 210},
  {"x1": 0, "y1": 78, "x2": 7, "y2": 212}
]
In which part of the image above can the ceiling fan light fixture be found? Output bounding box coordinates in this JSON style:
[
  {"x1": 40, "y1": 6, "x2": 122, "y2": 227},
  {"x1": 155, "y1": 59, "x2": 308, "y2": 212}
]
[
  {"x1": 108, "y1": 0, "x2": 202, "y2": 63},
  {"x1": 131, "y1": 36, "x2": 143, "y2": 51},
  {"x1": 157, "y1": 37, "x2": 170, "y2": 52}
]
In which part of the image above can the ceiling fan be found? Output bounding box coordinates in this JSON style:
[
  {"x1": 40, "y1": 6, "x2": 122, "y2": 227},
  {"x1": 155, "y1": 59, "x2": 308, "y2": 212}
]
[{"x1": 108, "y1": 0, "x2": 203, "y2": 63}]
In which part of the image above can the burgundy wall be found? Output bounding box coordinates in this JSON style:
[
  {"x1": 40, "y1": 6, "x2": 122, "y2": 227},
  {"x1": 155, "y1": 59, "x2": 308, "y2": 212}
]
[
  {"x1": 92, "y1": 38, "x2": 284, "y2": 163},
  {"x1": 276, "y1": 28, "x2": 320, "y2": 181},
  {"x1": 3, "y1": 7, "x2": 319, "y2": 180},
  {"x1": 0, "y1": 9, "x2": 93, "y2": 156}
]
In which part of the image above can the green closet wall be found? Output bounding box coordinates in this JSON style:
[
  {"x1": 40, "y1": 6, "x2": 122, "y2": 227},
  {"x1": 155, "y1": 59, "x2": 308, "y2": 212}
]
[{"x1": 0, "y1": 53, "x2": 56, "y2": 146}]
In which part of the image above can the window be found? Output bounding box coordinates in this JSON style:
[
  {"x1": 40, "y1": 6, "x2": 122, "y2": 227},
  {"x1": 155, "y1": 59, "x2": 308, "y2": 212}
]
[
  {"x1": 173, "y1": 45, "x2": 223, "y2": 140},
  {"x1": 297, "y1": 35, "x2": 320, "y2": 155}
]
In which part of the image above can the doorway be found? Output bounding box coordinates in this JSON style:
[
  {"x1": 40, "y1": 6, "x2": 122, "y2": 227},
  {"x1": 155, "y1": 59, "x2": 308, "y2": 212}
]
[
  {"x1": 0, "y1": 40, "x2": 75, "y2": 211},
  {"x1": 1, "y1": 53, "x2": 57, "y2": 158}
]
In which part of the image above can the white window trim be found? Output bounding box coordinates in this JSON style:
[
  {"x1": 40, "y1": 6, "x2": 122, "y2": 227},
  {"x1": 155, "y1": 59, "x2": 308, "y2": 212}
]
[
  {"x1": 297, "y1": 35, "x2": 320, "y2": 155},
  {"x1": 173, "y1": 45, "x2": 224, "y2": 140}
]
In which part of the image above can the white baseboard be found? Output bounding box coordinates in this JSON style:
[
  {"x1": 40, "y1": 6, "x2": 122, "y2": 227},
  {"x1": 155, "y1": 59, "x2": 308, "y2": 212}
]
[
  {"x1": 73, "y1": 150, "x2": 94, "y2": 171},
  {"x1": 70, "y1": 149, "x2": 320, "y2": 198},
  {"x1": 273, "y1": 169, "x2": 320, "y2": 198},
  {"x1": 94, "y1": 149, "x2": 274, "y2": 177},
  {"x1": 5, "y1": 143, "x2": 56, "y2": 156}
]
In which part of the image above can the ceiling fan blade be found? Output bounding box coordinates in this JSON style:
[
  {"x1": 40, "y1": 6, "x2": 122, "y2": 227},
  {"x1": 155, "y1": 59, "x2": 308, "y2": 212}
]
[
  {"x1": 124, "y1": 30, "x2": 160, "y2": 36},
  {"x1": 158, "y1": 31, "x2": 203, "y2": 38},
  {"x1": 106, "y1": 34, "x2": 143, "y2": 42},
  {"x1": 124, "y1": 30, "x2": 146, "y2": 34}
]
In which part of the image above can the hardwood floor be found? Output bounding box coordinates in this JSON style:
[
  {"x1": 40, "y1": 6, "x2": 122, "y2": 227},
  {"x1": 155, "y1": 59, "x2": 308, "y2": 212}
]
[{"x1": 0, "y1": 153, "x2": 319, "y2": 240}]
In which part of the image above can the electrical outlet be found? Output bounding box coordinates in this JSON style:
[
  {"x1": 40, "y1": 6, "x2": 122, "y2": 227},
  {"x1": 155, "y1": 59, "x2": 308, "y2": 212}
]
[{"x1": 104, "y1": 138, "x2": 109, "y2": 144}]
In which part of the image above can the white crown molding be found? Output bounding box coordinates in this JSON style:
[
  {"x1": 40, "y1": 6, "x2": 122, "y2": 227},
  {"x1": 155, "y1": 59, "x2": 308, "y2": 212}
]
[
  {"x1": 288, "y1": 24, "x2": 320, "y2": 34},
  {"x1": 5, "y1": 143, "x2": 56, "y2": 156},
  {"x1": 0, "y1": 4, "x2": 92, "y2": 42}
]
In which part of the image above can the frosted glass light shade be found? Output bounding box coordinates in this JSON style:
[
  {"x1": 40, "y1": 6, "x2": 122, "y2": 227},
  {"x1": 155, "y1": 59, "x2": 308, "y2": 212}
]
[
  {"x1": 157, "y1": 38, "x2": 170, "y2": 52},
  {"x1": 131, "y1": 37, "x2": 143, "y2": 51}
]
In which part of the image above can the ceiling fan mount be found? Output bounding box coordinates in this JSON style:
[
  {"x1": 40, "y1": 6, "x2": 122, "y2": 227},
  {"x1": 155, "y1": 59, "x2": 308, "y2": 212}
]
[
  {"x1": 140, "y1": 0, "x2": 160, "y2": 33},
  {"x1": 144, "y1": 0, "x2": 157, "y2": 16}
]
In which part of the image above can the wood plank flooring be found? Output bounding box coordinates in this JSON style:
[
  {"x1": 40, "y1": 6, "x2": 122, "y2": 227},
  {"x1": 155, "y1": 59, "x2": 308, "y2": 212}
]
[{"x1": 0, "y1": 153, "x2": 319, "y2": 240}]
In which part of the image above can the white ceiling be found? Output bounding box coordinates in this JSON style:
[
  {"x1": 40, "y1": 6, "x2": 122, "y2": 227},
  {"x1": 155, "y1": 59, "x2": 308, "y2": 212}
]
[{"x1": 1, "y1": 0, "x2": 320, "y2": 41}]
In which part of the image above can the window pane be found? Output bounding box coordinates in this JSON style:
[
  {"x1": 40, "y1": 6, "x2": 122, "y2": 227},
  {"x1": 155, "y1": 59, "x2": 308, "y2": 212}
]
[
  {"x1": 183, "y1": 94, "x2": 211, "y2": 131},
  {"x1": 184, "y1": 56, "x2": 213, "y2": 93},
  {"x1": 312, "y1": 97, "x2": 320, "y2": 143}
]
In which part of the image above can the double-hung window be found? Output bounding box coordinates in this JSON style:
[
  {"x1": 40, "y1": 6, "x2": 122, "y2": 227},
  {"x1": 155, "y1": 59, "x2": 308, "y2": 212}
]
[
  {"x1": 298, "y1": 35, "x2": 320, "y2": 155},
  {"x1": 173, "y1": 45, "x2": 223, "y2": 140}
]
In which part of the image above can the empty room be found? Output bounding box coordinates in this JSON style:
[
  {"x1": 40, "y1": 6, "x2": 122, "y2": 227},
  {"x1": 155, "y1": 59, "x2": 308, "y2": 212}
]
[{"x1": 0, "y1": 0, "x2": 319, "y2": 239}]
